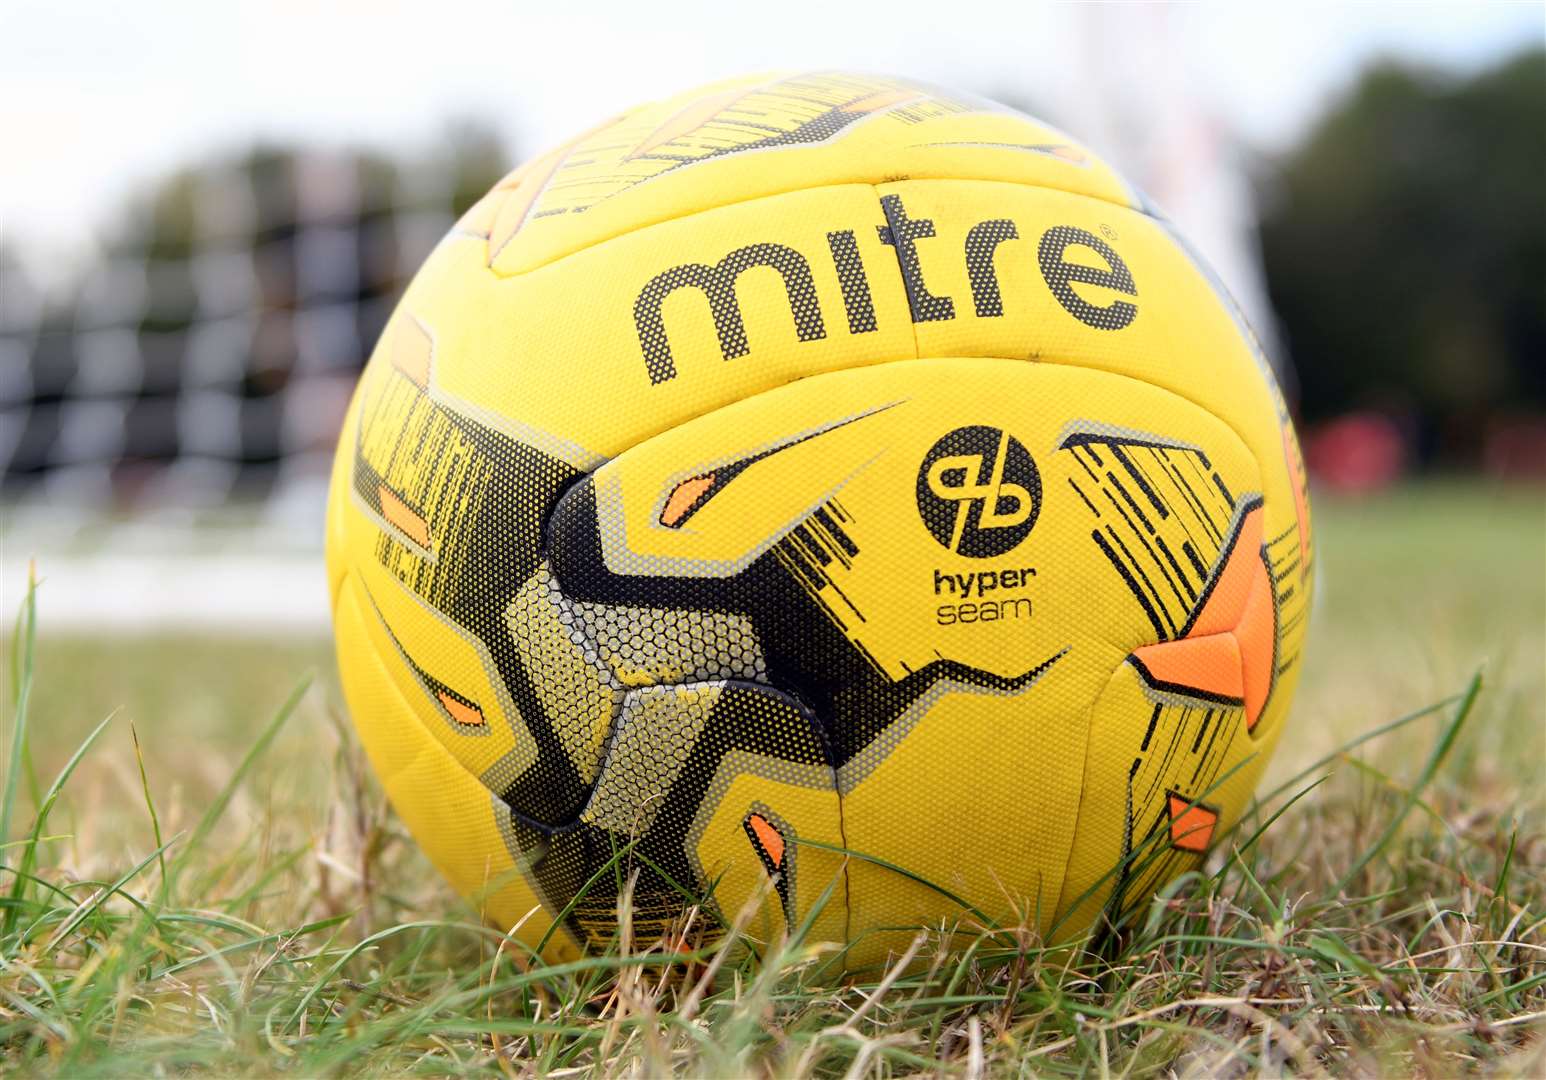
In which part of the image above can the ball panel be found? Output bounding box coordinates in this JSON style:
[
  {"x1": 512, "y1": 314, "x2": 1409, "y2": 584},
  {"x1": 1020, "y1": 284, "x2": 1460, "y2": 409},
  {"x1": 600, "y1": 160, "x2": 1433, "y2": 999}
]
[
  {"x1": 505, "y1": 562, "x2": 619, "y2": 786},
  {"x1": 839, "y1": 652, "x2": 1078, "y2": 971},
  {"x1": 331, "y1": 344, "x2": 1281, "y2": 961},
  {"x1": 1056, "y1": 504, "x2": 1306, "y2": 939}
]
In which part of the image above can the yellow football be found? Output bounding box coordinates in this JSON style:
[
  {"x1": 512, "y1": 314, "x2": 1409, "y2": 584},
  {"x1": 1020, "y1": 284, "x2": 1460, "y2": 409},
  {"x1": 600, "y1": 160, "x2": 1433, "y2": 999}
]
[{"x1": 325, "y1": 72, "x2": 1314, "y2": 970}]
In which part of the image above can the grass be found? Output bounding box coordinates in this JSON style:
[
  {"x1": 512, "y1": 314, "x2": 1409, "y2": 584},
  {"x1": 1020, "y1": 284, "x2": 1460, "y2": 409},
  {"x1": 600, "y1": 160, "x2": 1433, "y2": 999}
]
[{"x1": 2, "y1": 481, "x2": 1542, "y2": 1076}]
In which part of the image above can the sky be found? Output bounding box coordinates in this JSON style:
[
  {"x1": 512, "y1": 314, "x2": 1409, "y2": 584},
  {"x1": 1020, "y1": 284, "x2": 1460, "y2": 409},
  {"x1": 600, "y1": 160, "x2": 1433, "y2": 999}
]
[{"x1": 2, "y1": 0, "x2": 1541, "y2": 265}]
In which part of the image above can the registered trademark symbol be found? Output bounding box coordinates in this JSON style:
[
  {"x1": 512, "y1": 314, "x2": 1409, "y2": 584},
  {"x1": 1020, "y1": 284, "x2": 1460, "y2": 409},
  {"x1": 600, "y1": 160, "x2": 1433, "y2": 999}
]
[{"x1": 1100, "y1": 224, "x2": 1118, "y2": 240}]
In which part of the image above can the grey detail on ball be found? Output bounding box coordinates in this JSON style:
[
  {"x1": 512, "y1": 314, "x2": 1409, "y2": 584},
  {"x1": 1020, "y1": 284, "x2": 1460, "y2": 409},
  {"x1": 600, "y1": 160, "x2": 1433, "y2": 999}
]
[
  {"x1": 504, "y1": 561, "x2": 625, "y2": 785},
  {"x1": 1052, "y1": 420, "x2": 1206, "y2": 457},
  {"x1": 568, "y1": 596, "x2": 766, "y2": 687},
  {"x1": 580, "y1": 682, "x2": 725, "y2": 835}
]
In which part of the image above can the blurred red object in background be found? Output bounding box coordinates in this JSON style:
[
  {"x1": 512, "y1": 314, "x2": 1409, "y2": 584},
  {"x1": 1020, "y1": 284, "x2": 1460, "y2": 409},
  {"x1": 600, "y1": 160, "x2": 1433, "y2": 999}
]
[
  {"x1": 1483, "y1": 416, "x2": 1546, "y2": 480},
  {"x1": 1306, "y1": 412, "x2": 1408, "y2": 493}
]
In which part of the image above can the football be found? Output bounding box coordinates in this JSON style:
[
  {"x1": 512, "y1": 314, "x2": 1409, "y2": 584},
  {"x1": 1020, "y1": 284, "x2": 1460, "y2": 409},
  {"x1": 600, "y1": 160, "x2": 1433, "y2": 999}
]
[{"x1": 325, "y1": 71, "x2": 1314, "y2": 969}]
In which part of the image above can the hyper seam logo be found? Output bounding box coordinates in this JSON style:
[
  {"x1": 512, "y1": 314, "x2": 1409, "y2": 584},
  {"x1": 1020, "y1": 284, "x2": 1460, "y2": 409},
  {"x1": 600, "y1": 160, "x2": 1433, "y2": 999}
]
[{"x1": 916, "y1": 426, "x2": 1041, "y2": 558}]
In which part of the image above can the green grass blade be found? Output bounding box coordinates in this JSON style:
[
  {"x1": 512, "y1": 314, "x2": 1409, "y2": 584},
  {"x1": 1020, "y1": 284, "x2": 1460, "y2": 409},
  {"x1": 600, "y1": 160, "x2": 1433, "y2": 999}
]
[
  {"x1": 42, "y1": 835, "x2": 180, "y2": 955},
  {"x1": 3, "y1": 710, "x2": 116, "y2": 940},
  {"x1": 150, "y1": 912, "x2": 353, "y2": 979},
  {"x1": 531, "y1": 835, "x2": 642, "y2": 959},
  {"x1": 1333, "y1": 671, "x2": 1484, "y2": 895},
  {"x1": 173, "y1": 673, "x2": 311, "y2": 879},
  {"x1": 1, "y1": 563, "x2": 39, "y2": 857},
  {"x1": 129, "y1": 720, "x2": 168, "y2": 898},
  {"x1": 1225, "y1": 772, "x2": 1331, "y2": 868},
  {"x1": 1253, "y1": 692, "x2": 1462, "y2": 809}
]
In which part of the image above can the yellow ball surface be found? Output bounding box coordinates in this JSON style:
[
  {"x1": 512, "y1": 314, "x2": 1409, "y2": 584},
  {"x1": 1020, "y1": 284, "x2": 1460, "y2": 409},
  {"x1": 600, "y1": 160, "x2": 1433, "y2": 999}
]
[{"x1": 325, "y1": 72, "x2": 1314, "y2": 970}]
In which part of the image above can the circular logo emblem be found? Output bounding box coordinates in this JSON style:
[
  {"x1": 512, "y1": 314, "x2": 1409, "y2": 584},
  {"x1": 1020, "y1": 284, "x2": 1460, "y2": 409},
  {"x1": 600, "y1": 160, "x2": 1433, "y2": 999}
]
[{"x1": 916, "y1": 426, "x2": 1041, "y2": 558}]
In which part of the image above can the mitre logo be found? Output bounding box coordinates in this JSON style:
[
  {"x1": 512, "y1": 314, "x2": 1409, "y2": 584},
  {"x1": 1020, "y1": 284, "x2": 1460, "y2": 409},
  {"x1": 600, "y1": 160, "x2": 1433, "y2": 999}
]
[
  {"x1": 916, "y1": 426, "x2": 1042, "y2": 558},
  {"x1": 633, "y1": 196, "x2": 1139, "y2": 385}
]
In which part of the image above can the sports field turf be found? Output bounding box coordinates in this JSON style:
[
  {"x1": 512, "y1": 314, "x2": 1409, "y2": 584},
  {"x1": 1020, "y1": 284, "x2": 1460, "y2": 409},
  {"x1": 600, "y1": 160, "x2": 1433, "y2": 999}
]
[{"x1": 3, "y1": 482, "x2": 1542, "y2": 1075}]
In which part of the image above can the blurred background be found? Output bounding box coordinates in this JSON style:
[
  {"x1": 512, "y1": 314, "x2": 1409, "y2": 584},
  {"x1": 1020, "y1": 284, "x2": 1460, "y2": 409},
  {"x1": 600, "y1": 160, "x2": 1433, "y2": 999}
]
[
  {"x1": 1, "y1": 0, "x2": 1542, "y2": 635},
  {"x1": 1, "y1": 1, "x2": 1541, "y2": 928}
]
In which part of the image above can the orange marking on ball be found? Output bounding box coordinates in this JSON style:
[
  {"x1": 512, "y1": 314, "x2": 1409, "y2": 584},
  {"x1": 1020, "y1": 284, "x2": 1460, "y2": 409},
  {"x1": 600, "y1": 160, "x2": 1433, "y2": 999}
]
[
  {"x1": 437, "y1": 691, "x2": 485, "y2": 727},
  {"x1": 1167, "y1": 793, "x2": 1218, "y2": 853},
  {"x1": 378, "y1": 485, "x2": 431, "y2": 548},
  {"x1": 747, "y1": 812, "x2": 786, "y2": 866},
  {"x1": 660, "y1": 474, "x2": 716, "y2": 527},
  {"x1": 1129, "y1": 504, "x2": 1277, "y2": 729}
]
